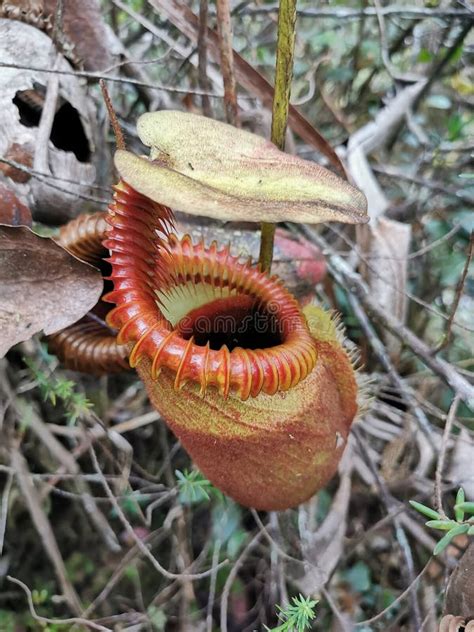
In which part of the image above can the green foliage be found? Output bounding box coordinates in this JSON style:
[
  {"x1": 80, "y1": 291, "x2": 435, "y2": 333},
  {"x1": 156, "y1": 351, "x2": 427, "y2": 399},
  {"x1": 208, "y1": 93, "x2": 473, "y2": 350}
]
[
  {"x1": 24, "y1": 356, "x2": 93, "y2": 424},
  {"x1": 147, "y1": 605, "x2": 167, "y2": 631},
  {"x1": 175, "y1": 468, "x2": 222, "y2": 505},
  {"x1": 343, "y1": 561, "x2": 371, "y2": 593},
  {"x1": 212, "y1": 499, "x2": 246, "y2": 559},
  {"x1": 265, "y1": 594, "x2": 318, "y2": 632},
  {"x1": 409, "y1": 489, "x2": 474, "y2": 555}
]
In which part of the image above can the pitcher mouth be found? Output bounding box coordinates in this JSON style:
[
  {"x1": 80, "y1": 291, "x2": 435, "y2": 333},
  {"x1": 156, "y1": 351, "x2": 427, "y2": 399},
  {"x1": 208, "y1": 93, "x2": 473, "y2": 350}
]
[{"x1": 104, "y1": 181, "x2": 318, "y2": 400}]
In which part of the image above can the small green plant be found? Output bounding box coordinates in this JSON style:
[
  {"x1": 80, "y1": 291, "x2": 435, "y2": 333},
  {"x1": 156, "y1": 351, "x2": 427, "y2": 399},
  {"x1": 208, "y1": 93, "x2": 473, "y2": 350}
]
[
  {"x1": 24, "y1": 356, "x2": 93, "y2": 424},
  {"x1": 410, "y1": 488, "x2": 474, "y2": 555},
  {"x1": 265, "y1": 594, "x2": 318, "y2": 632},
  {"x1": 175, "y1": 468, "x2": 220, "y2": 505}
]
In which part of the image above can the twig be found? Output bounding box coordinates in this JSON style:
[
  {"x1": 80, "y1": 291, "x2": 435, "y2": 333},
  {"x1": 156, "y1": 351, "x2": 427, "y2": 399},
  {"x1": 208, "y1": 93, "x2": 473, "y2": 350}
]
[
  {"x1": 7, "y1": 576, "x2": 111, "y2": 632},
  {"x1": 0, "y1": 61, "x2": 238, "y2": 99},
  {"x1": 434, "y1": 234, "x2": 474, "y2": 353},
  {"x1": 238, "y1": 6, "x2": 474, "y2": 19},
  {"x1": 413, "y1": 21, "x2": 473, "y2": 112},
  {"x1": 206, "y1": 539, "x2": 222, "y2": 632},
  {"x1": 0, "y1": 469, "x2": 13, "y2": 555},
  {"x1": 434, "y1": 395, "x2": 461, "y2": 516},
  {"x1": 0, "y1": 157, "x2": 111, "y2": 193},
  {"x1": 100, "y1": 80, "x2": 125, "y2": 151},
  {"x1": 220, "y1": 531, "x2": 263, "y2": 632},
  {"x1": 305, "y1": 230, "x2": 474, "y2": 409},
  {"x1": 348, "y1": 293, "x2": 435, "y2": 446},
  {"x1": 10, "y1": 448, "x2": 83, "y2": 615},
  {"x1": 198, "y1": 0, "x2": 212, "y2": 117},
  {"x1": 372, "y1": 165, "x2": 474, "y2": 205},
  {"x1": 89, "y1": 444, "x2": 228, "y2": 581},
  {"x1": 353, "y1": 560, "x2": 432, "y2": 627},
  {"x1": 0, "y1": 156, "x2": 109, "y2": 205},
  {"x1": 33, "y1": 55, "x2": 60, "y2": 174},
  {"x1": 353, "y1": 431, "x2": 422, "y2": 630},
  {"x1": 321, "y1": 588, "x2": 352, "y2": 632},
  {"x1": 216, "y1": 0, "x2": 239, "y2": 126}
]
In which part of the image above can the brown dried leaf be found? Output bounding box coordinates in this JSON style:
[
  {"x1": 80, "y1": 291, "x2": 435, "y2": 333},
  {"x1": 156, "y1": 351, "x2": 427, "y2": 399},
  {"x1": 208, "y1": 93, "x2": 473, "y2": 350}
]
[
  {"x1": 43, "y1": 0, "x2": 112, "y2": 70},
  {"x1": 115, "y1": 111, "x2": 367, "y2": 225},
  {"x1": 0, "y1": 181, "x2": 32, "y2": 226},
  {"x1": 0, "y1": 225, "x2": 102, "y2": 357},
  {"x1": 367, "y1": 217, "x2": 411, "y2": 360},
  {"x1": 444, "y1": 543, "x2": 474, "y2": 622}
]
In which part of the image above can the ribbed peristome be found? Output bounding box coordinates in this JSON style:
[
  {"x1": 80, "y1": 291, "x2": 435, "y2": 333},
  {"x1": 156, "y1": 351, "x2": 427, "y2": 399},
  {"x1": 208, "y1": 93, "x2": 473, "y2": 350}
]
[
  {"x1": 104, "y1": 181, "x2": 318, "y2": 400},
  {"x1": 47, "y1": 212, "x2": 129, "y2": 374}
]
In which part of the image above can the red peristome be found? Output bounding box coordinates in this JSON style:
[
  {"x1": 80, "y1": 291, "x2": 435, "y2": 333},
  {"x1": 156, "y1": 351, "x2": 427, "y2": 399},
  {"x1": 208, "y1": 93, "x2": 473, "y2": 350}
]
[
  {"x1": 104, "y1": 181, "x2": 318, "y2": 400},
  {"x1": 46, "y1": 211, "x2": 129, "y2": 374}
]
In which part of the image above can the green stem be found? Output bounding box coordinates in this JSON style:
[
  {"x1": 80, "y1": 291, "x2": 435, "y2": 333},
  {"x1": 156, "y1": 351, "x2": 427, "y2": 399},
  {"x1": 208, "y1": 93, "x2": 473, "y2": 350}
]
[{"x1": 259, "y1": 0, "x2": 297, "y2": 272}]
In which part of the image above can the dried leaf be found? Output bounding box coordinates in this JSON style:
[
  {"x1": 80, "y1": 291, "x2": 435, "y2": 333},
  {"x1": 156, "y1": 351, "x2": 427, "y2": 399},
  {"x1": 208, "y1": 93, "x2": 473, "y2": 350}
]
[
  {"x1": 0, "y1": 225, "x2": 102, "y2": 357},
  {"x1": 115, "y1": 111, "x2": 367, "y2": 225},
  {"x1": 43, "y1": 0, "x2": 112, "y2": 71},
  {"x1": 444, "y1": 543, "x2": 474, "y2": 622},
  {"x1": 0, "y1": 181, "x2": 32, "y2": 226},
  {"x1": 367, "y1": 217, "x2": 411, "y2": 359}
]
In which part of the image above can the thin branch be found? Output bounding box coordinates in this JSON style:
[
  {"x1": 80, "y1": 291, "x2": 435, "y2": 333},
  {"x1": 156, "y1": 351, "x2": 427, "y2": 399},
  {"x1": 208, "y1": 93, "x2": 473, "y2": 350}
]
[
  {"x1": 304, "y1": 230, "x2": 474, "y2": 409},
  {"x1": 353, "y1": 560, "x2": 432, "y2": 627},
  {"x1": 0, "y1": 470, "x2": 13, "y2": 555},
  {"x1": 434, "y1": 395, "x2": 461, "y2": 516},
  {"x1": 100, "y1": 79, "x2": 126, "y2": 150},
  {"x1": 220, "y1": 531, "x2": 263, "y2": 632},
  {"x1": 237, "y1": 5, "x2": 474, "y2": 19},
  {"x1": 434, "y1": 233, "x2": 474, "y2": 353},
  {"x1": 198, "y1": 0, "x2": 213, "y2": 117},
  {"x1": 89, "y1": 444, "x2": 228, "y2": 581},
  {"x1": 10, "y1": 448, "x2": 83, "y2": 615},
  {"x1": 216, "y1": 0, "x2": 239, "y2": 126},
  {"x1": 348, "y1": 293, "x2": 435, "y2": 446},
  {"x1": 0, "y1": 61, "x2": 241, "y2": 99},
  {"x1": 7, "y1": 576, "x2": 111, "y2": 632}
]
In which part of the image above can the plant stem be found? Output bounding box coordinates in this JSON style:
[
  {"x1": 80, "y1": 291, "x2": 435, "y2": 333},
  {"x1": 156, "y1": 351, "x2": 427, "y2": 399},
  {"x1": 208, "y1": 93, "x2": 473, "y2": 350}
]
[{"x1": 259, "y1": 0, "x2": 297, "y2": 272}]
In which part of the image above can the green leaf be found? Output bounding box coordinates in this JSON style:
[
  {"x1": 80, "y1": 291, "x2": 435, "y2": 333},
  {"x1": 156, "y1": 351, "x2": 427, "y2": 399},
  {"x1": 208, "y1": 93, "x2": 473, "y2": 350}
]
[
  {"x1": 468, "y1": 525, "x2": 474, "y2": 535},
  {"x1": 426, "y1": 94, "x2": 452, "y2": 110},
  {"x1": 265, "y1": 594, "x2": 318, "y2": 632},
  {"x1": 455, "y1": 502, "x2": 474, "y2": 515},
  {"x1": 425, "y1": 520, "x2": 458, "y2": 531},
  {"x1": 455, "y1": 489, "x2": 466, "y2": 522},
  {"x1": 409, "y1": 500, "x2": 441, "y2": 520},
  {"x1": 344, "y1": 561, "x2": 371, "y2": 593},
  {"x1": 175, "y1": 469, "x2": 214, "y2": 505},
  {"x1": 417, "y1": 48, "x2": 433, "y2": 63},
  {"x1": 434, "y1": 524, "x2": 469, "y2": 556}
]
